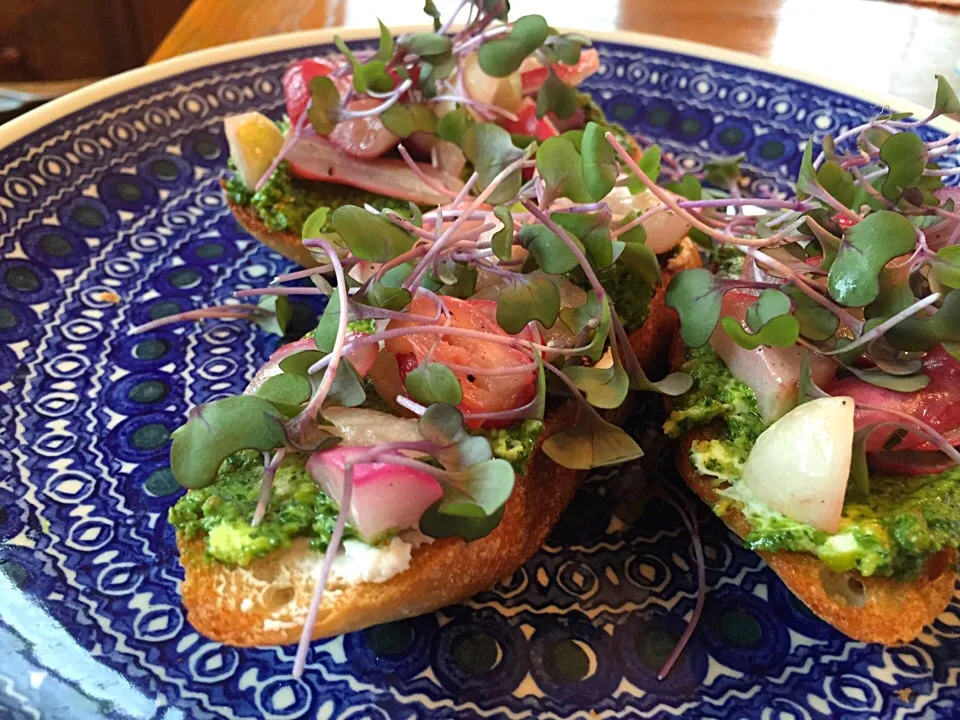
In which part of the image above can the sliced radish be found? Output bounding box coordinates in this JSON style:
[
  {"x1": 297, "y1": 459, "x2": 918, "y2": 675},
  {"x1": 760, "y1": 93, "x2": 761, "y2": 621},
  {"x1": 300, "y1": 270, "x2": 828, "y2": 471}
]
[
  {"x1": 307, "y1": 446, "x2": 442, "y2": 541},
  {"x1": 330, "y1": 96, "x2": 400, "y2": 159},
  {"x1": 323, "y1": 407, "x2": 423, "y2": 447},
  {"x1": 742, "y1": 396, "x2": 855, "y2": 534}
]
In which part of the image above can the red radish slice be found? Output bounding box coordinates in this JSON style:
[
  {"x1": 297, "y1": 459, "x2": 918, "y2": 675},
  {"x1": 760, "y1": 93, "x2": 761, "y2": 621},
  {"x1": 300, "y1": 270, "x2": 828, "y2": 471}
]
[
  {"x1": 286, "y1": 134, "x2": 463, "y2": 206},
  {"x1": 307, "y1": 446, "x2": 442, "y2": 541},
  {"x1": 498, "y1": 98, "x2": 559, "y2": 141}
]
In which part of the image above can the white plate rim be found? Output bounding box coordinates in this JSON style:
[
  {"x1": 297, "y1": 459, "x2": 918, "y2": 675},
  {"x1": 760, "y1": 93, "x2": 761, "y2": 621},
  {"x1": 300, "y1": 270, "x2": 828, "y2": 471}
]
[{"x1": 1, "y1": 25, "x2": 958, "y2": 151}]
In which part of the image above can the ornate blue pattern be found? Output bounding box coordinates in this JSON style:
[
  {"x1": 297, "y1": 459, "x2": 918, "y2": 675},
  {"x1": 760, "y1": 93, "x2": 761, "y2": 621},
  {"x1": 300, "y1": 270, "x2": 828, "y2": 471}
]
[{"x1": 1, "y1": 37, "x2": 958, "y2": 720}]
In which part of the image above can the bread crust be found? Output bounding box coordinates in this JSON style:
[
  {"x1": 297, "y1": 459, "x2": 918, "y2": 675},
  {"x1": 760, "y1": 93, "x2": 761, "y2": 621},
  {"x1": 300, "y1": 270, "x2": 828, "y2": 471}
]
[
  {"x1": 669, "y1": 338, "x2": 956, "y2": 644},
  {"x1": 176, "y1": 197, "x2": 703, "y2": 646}
]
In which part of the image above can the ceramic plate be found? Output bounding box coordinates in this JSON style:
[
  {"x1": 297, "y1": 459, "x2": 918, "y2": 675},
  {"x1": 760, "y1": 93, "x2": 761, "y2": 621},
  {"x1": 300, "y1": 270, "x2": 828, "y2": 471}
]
[{"x1": 1, "y1": 28, "x2": 958, "y2": 720}]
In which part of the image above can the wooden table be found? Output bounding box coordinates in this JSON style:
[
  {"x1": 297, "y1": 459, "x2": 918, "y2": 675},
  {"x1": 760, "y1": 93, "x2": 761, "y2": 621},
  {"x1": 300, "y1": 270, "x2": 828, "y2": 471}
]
[{"x1": 151, "y1": 0, "x2": 960, "y2": 107}]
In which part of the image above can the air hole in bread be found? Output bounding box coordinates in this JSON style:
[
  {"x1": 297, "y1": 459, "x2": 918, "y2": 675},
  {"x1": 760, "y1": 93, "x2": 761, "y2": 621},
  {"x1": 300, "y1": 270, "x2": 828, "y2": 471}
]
[
  {"x1": 819, "y1": 566, "x2": 867, "y2": 608},
  {"x1": 263, "y1": 584, "x2": 295, "y2": 610}
]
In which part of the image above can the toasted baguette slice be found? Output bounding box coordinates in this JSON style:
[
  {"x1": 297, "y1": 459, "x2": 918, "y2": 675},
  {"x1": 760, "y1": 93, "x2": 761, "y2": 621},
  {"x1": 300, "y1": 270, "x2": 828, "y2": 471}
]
[
  {"x1": 177, "y1": 226, "x2": 701, "y2": 645},
  {"x1": 669, "y1": 340, "x2": 957, "y2": 644}
]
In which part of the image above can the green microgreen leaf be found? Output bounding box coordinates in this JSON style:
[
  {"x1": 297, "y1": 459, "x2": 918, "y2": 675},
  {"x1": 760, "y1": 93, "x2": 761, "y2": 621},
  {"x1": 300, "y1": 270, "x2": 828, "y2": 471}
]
[
  {"x1": 804, "y1": 216, "x2": 843, "y2": 271},
  {"x1": 364, "y1": 279, "x2": 412, "y2": 311},
  {"x1": 943, "y1": 341, "x2": 960, "y2": 362},
  {"x1": 796, "y1": 141, "x2": 818, "y2": 198},
  {"x1": 745, "y1": 289, "x2": 792, "y2": 331},
  {"x1": 496, "y1": 274, "x2": 561, "y2": 333},
  {"x1": 554, "y1": 212, "x2": 612, "y2": 269},
  {"x1": 563, "y1": 357, "x2": 629, "y2": 409},
  {"x1": 559, "y1": 291, "x2": 601, "y2": 334},
  {"x1": 478, "y1": 15, "x2": 548, "y2": 77},
  {"x1": 847, "y1": 428, "x2": 870, "y2": 502},
  {"x1": 721, "y1": 314, "x2": 800, "y2": 350},
  {"x1": 627, "y1": 144, "x2": 661, "y2": 194},
  {"x1": 423, "y1": 0, "x2": 442, "y2": 29},
  {"x1": 665, "y1": 268, "x2": 725, "y2": 347},
  {"x1": 462, "y1": 123, "x2": 524, "y2": 205},
  {"x1": 842, "y1": 364, "x2": 931, "y2": 392},
  {"x1": 254, "y1": 373, "x2": 312, "y2": 417},
  {"x1": 334, "y1": 35, "x2": 364, "y2": 89},
  {"x1": 781, "y1": 285, "x2": 839, "y2": 341},
  {"x1": 816, "y1": 161, "x2": 856, "y2": 208},
  {"x1": 376, "y1": 19, "x2": 394, "y2": 61},
  {"x1": 432, "y1": 262, "x2": 475, "y2": 298},
  {"x1": 519, "y1": 224, "x2": 581, "y2": 274},
  {"x1": 322, "y1": 358, "x2": 367, "y2": 408},
  {"x1": 664, "y1": 174, "x2": 703, "y2": 201},
  {"x1": 253, "y1": 295, "x2": 292, "y2": 337},
  {"x1": 704, "y1": 154, "x2": 743, "y2": 189},
  {"x1": 407, "y1": 202, "x2": 423, "y2": 228},
  {"x1": 171, "y1": 396, "x2": 287, "y2": 489},
  {"x1": 314, "y1": 292, "x2": 342, "y2": 353},
  {"x1": 537, "y1": 136, "x2": 591, "y2": 202},
  {"x1": 419, "y1": 499, "x2": 505, "y2": 542},
  {"x1": 561, "y1": 129, "x2": 583, "y2": 152},
  {"x1": 358, "y1": 60, "x2": 395, "y2": 94},
  {"x1": 798, "y1": 351, "x2": 828, "y2": 404},
  {"x1": 418, "y1": 403, "x2": 492, "y2": 470},
  {"x1": 536, "y1": 71, "x2": 578, "y2": 120},
  {"x1": 878, "y1": 132, "x2": 927, "y2": 202},
  {"x1": 492, "y1": 206, "x2": 514, "y2": 261},
  {"x1": 530, "y1": 354, "x2": 546, "y2": 420},
  {"x1": 301, "y1": 207, "x2": 331, "y2": 240},
  {"x1": 549, "y1": 34, "x2": 588, "y2": 65},
  {"x1": 583, "y1": 296, "x2": 612, "y2": 363},
  {"x1": 541, "y1": 410, "x2": 643, "y2": 470},
  {"x1": 380, "y1": 104, "x2": 416, "y2": 138},
  {"x1": 278, "y1": 349, "x2": 324, "y2": 377},
  {"x1": 332, "y1": 205, "x2": 416, "y2": 262},
  {"x1": 405, "y1": 32, "x2": 452, "y2": 57},
  {"x1": 405, "y1": 362, "x2": 463, "y2": 405},
  {"x1": 306, "y1": 76, "x2": 341, "y2": 135},
  {"x1": 934, "y1": 246, "x2": 960, "y2": 289},
  {"x1": 827, "y1": 210, "x2": 917, "y2": 306},
  {"x1": 933, "y1": 74, "x2": 960, "y2": 117},
  {"x1": 876, "y1": 288, "x2": 960, "y2": 351},
  {"x1": 581, "y1": 121, "x2": 618, "y2": 202},
  {"x1": 436, "y1": 106, "x2": 474, "y2": 146}
]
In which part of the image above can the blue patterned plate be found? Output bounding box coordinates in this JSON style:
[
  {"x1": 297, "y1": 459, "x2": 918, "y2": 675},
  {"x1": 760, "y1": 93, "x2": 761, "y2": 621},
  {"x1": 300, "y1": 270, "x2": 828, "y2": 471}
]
[{"x1": 1, "y1": 28, "x2": 958, "y2": 720}]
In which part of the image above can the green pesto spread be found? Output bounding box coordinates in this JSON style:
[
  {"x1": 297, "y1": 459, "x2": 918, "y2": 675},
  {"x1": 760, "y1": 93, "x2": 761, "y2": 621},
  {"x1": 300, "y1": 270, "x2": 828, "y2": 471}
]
[
  {"x1": 473, "y1": 419, "x2": 545, "y2": 475},
  {"x1": 225, "y1": 160, "x2": 415, "y2": 237},
  {"x1": 169, "y1": 421, "x2": 542, "y2": 566},
  {"x1": 664, "y1": 345, "x2": 960, "y2": 580},
  {"x1": 168, "y1": 449, "x2": 353, "y2": 566}
]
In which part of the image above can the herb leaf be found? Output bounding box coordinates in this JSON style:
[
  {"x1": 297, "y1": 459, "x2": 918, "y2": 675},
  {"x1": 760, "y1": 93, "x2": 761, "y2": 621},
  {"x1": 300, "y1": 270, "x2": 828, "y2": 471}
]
[
  {"x1": 782, "y1": 285, "x2": 839, "y2": 341},
  {"x1": 255, "y1": 373, "x2": 312, "y2": 417},
  {"x1": 492, "y1": 206, "x2": 514, "y2": 261},
  {"x1": 537, "y1": 136, "x2": 591, "y2": 202},
  {"x1": 542, "y1": 410, "x2": 643, "y2": 469},
  {"x1": 332, "y1": 206, "x2": 416, "y2": 262},
  {"x1": 721, "y1": 314, "x2": 800, "y2": 349},
  {"x1": 253, "y1": 295, "x2": 292, "y2": 337},
  {"x1": 520, "y1": 224, "x2": 580, "y2": 274},
  {"x1": 462, "y1": 123, "x2": 524, "y2": 205},
  {"x1": 563, "y1": 359, "x2": 629, "y2": 409},
  {"x1": 497, "y1": 274, "x2": 561, "y2": 333},
  {"x1": 376, "y1": 19, "x2": 394, "y2": 61},
  {"x1": 828, "y1": 210, "x2": 917, "y2": 307},
  {"x1": 559, "y1": 291, "x2": 601, "y2": 334},
  {"x1": 536, "y1": 71, "x2": 578, "y2": 120},
  {"x1": 933, "y1": 74, "x2": 960, "y2": 117},
  {"x1": 171, "y1": 396, "x2": 287, "y2": 489},
  {"x1": 934, "y1": 246, "x2": 960, "y2": 289},
  {"x1": 581, "y1": 121, "x2": 619, "y2": 201},
  {"x1": 306, "y1": 76, "x2": 341, "y2": 135},
  {"x1": 665, "y1": 268, "x2": 725, "y2": 347},
  {"x1": 405, "y1": 362, "x2": 464, "y2": 405},
  {"x1": 745, "y1": 289, "x2": 792, "y2": 331},
  {"x1": 879, "y1": 132, "x2": 927, "y2": 202},
  {"x1": 478, "y1": 15, "x2": 548, "y2": 77},
  {"x1": 817, "y1": 161, "x2": 855, "y2": 208}
]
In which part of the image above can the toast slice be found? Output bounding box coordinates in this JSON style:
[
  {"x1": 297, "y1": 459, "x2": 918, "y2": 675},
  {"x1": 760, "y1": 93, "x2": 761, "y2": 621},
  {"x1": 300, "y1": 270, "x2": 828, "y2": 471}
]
[
  {"x1": 176, "y1": 218, "x2": 701, "y2": 645},
  {"x1": 669, "y1": 339, "x2": 957, "y2": 644}
]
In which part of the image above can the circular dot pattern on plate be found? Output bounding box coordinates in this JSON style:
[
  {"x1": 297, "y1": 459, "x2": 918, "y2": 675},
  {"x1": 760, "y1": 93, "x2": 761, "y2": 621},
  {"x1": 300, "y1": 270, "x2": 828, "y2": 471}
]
[{"x1": 0, "y1": 35, "x2": 957, "y2": 720}]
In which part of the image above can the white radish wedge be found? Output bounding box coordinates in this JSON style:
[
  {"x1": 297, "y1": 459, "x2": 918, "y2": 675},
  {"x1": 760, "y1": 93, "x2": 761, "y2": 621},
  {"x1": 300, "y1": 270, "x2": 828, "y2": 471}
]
[
  {"x1": 742, "y1": 396, "x2": 855, "y2": 534},
  {"x1": 223, "y1": 112, "x2": 285, "y2": 189}
]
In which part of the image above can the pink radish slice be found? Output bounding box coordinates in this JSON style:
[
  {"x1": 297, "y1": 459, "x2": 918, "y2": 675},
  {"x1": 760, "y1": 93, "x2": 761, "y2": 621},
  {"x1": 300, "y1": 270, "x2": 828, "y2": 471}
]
[
  {"x1": 308, "y1": 446, "x2": 443, "y2": 541},
  {"x1": 245, "y1": 333, "x2": 378, "y2": 394},
  {"x1": 330, "y1": 96, "x2": 401, "y2": 159},
  {"x1": 286, "y1": 134, "x2": 463, "y2": 206}
]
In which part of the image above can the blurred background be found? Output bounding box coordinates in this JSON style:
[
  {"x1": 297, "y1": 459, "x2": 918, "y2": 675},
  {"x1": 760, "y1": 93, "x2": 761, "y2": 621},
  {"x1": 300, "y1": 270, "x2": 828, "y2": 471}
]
[{"x1": 2, "y1": 0, "x2": 959, "y2": 124}]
